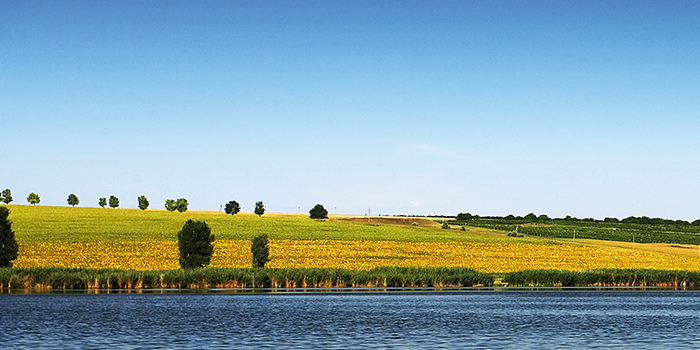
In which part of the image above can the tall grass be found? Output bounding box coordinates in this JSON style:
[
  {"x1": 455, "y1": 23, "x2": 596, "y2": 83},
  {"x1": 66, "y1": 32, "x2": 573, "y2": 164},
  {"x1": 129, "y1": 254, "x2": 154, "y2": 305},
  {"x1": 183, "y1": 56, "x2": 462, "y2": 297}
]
[
  {"x1": 503, "y1": 269, "x2": 700, "y2": 287},
  {"x1": 0, "y1": 266, "x2": 494, "y2": 290}
]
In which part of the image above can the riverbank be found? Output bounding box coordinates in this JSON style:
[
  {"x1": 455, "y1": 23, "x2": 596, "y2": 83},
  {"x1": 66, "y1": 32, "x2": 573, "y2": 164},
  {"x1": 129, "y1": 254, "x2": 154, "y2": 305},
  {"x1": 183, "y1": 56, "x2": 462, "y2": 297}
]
[{"x1": 3, "y1": 267, "x2": 700, "y2": 292}]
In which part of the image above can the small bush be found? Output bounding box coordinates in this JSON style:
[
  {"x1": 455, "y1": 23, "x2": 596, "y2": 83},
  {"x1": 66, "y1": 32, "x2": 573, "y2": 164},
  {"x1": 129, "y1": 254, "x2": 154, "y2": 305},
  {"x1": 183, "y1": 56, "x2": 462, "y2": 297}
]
[
  {"x1": 224, "y1": 200, "x2": 240, "y2": 215},
  {"x1": 309, "y1": 204, "x2": 328, "y2": 219}
]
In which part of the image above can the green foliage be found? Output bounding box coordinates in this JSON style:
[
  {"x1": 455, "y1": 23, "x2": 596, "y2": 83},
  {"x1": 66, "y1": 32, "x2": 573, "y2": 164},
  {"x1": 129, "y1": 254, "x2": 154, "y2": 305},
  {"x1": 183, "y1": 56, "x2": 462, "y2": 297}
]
[
  {"x1": 177, "y1": 220, "x2": 215, "y2": 269},
  {"x1": 67, "y1": 194, "x2": 79, "y2": 207},
  {"x1": 523, "y1": 213, "x2": 537, "y2": 222},
  {"x1": 456, "y1": 213, "x2": 473, "y2": 221},
  {"x1": 137, "y1": 195, "x2": 149, "y2": 210},
  {"x1": 165, "y1": 199, "x2": 177, "y2": 212},
  {"x1": 0, "y1": 207, "x2": 18, "y2": 267},
  {"x1": 108, "y1": 195, "x2": 119, "y2": 208},
  {"x1": 254, "y1": 201, "x2": 265, "y2": 217},
  {"x1": 441, "y1": 222, "x2": 450, "y2": 229},
  {"x1": 309, "y1": 204, "x2": 328, "y2": 219},
  {"x1": 251, "y1": 233, "x2": 270, "y2": 268},
  {"x1": 27, "y1": 192, "x2": 40, "y2": 205},
  {"x1": 225, "y1": 200, "x2": 240, "y2": 215},
  {"x1": 98, "y1": 197, "x2": 107, "y2": 208},
  {"x1": 503, "y1": 269, "x2": 700, "y2": 287},
  {"x1": 0, "y1": 266, "x2": 495, "y2": 290},
  {"x1": 450, "y1": 216, "x2": 700, "y2": 245},
  {"x1": 176, "y1": 198, "x2": 188, "y2": 213},
  {"x1": 1, "y1": 189, "x2": 12, "y2": 204}
]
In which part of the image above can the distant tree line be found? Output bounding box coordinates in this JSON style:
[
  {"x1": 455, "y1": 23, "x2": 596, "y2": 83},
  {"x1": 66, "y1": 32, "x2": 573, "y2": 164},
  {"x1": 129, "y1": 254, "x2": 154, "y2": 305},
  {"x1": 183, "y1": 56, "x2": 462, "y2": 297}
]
[{"x1": 456, "y1": 212, "x2": 700, "y2": 226}]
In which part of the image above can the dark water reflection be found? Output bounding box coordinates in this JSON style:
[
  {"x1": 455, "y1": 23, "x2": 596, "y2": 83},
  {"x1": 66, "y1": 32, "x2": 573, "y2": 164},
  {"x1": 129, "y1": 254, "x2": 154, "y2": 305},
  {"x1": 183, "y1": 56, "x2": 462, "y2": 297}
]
[{"x1": 2, "y1": 291, "x2": 700, "y2": 349}]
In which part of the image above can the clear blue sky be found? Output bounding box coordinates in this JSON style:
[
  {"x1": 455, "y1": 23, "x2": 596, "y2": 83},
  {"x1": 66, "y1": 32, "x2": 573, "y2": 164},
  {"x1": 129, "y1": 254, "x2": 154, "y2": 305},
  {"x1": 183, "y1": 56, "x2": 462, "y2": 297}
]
[{"x1": 2, "y1": 1, "x2": 699, "y2": 220}]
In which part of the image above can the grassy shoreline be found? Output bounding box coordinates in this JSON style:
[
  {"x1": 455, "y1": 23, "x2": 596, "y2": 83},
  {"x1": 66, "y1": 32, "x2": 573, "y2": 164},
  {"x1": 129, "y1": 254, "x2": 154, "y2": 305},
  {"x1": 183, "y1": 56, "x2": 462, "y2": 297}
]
[
  {"x1": 0, "y1": 266, "x2": 494, "y2": 290},
  {"x1": 3, "y1": 267, "x2": 700, "y2": 291}
]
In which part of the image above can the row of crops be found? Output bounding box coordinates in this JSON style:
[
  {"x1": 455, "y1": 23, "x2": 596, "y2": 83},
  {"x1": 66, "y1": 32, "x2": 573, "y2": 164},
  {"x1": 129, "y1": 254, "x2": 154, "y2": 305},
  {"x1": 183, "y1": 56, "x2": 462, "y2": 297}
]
[{"x1": 448, "y1": 219, "x2": 700, "y2": 245}]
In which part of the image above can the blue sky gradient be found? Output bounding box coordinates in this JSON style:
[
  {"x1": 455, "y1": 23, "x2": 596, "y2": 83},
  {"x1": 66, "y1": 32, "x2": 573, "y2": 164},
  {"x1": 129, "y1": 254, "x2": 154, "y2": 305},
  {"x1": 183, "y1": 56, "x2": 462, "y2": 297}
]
[{"x1": 2, "y1": 1, "x2": 699, "y2": 219}]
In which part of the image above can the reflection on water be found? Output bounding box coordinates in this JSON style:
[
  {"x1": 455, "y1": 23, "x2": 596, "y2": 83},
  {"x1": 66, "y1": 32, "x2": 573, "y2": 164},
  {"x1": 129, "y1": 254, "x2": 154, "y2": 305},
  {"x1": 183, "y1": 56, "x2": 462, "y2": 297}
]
[{"x1": 2, "y1": 291, "x2": 700, "y2": 349}]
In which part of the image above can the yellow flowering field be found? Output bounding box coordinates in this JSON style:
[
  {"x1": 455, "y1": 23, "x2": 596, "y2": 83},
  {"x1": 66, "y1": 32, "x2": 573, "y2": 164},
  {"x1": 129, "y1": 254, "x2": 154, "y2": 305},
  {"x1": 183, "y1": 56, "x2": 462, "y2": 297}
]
[{"x1": 14, "y1": 239, "x2": 700, "y2": 273}]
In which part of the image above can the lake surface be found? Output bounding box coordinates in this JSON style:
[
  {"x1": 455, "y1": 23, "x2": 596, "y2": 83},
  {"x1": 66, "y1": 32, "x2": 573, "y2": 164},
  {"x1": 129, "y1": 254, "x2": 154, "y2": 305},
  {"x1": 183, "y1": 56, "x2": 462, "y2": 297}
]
[{"x1": 2, "y1": 290, "x2": 700, "y2": 349}]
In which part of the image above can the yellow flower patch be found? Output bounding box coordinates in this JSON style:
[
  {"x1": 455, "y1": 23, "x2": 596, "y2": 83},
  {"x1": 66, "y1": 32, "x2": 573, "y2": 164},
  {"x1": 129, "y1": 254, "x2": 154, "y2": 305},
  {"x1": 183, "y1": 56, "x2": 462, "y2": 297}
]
[{"x1": 14, "y1": 240, "x2": 700, "y2": 273}]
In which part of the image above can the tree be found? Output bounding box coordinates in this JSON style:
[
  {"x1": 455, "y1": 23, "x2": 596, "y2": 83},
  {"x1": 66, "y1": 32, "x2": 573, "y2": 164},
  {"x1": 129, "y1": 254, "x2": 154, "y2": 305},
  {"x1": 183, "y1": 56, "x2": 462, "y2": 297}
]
[
  {"x1": 0, "y1": 207, "x2": 18, "y2": 267},
  {"x1": 524, "y1": 213, "x2": 537, "y2": 222},
  {"x1": 309, "y1": 204, "x2": 328, "y2": 219},
  {"x1": 109, "y1": 195, "x2": 119, "y2": 208},
  {"x1": 98, "y1": 197, "x2": 107, "y2": 208},
  {"x1": 1, "y1": 189, "x2": 12, "y2": 204},
  {"x1": 224, "y1": 200, "x2": 241, "y2": 215},
  {"x1": 456, "y1": 213, "x2": 473, "y2": 221},
  {"x1": 254, "y1": 201, "x2": 265, "y2": 217},
  {"x1": 138, "y1": 195, "x2": 149, "y2": 210},
  {"x1": 67, "y1": 194, "x2": 79, "y2": 207},
  {"x1": 251, "y1": 233, "x2": 269, "y2": 268},
  {"x1": 176, "y1": 198, "x2": 188, "y2": 213},
  {"x1": 165, "y1": 199, "x2": 177, "y2": 212},
  {"x1": 178, "y1": 220, "x2": 214, "y2": 269},
  {"x1": 27, "y1": 192, "x2": 40, "y2": 205}
]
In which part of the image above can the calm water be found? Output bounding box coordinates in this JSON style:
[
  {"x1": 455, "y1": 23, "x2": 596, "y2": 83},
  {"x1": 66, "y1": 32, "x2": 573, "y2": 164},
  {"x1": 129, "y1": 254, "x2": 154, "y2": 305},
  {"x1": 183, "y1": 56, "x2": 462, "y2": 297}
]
[{"x1": 2, "y1": 290, "x2": 700, "y2": 349}]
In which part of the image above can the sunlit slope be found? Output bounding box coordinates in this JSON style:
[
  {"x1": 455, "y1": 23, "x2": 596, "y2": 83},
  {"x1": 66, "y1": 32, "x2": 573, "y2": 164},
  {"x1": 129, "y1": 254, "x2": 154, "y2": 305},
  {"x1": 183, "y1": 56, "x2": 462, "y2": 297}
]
[
  {"x1": 7, "y1": 205, "x2": 700, "y2": 273},
  {"x1": 6, "y1": 205, "x2": 539, "y2": 244}
]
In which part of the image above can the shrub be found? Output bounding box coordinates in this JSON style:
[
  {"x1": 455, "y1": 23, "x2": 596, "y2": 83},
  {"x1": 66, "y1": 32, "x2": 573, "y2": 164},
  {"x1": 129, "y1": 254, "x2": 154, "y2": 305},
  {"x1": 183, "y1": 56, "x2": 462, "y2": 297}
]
[
  {"x1": 225, "y1": 200, "x2": 240, "y2": 215},
  {"x1": 1, "y1": 189, "x2": 12, "y2": 204},
  {"x1": 251, "y1": 233, "x2": 270, "y2": 268},
  {"x1": 442, "y1": 222, "x2": 450, "y2": 229},
  {"x1": 178, "y1": 220, "x2": 215, "y2": 269},
  {"x1": 109, "y1": 195, "x2": 119, "y2": 208},
  {"x1": 67, "y1": 194, "x2": 79, "y2": 207},
  {"x1": 254, "y1": 201, "x2": 265, "y2": 216},
  {"x1": 176, "y1": 198, "x2": 188, "y2": 213},
  {"x1": 27, "y1": 192, "x2": 40, "y2": 205},
  {"x1": 138, "y1": 195, "x2": 149, "y2": 210},
  {"x1": 165, "y1": 199, "x2": 177, "y2": 212},
  {"x1": 0, "y1": 207, "x2": 18, "y2": 267},
  {"x1": 309, "y1": 204, "x2": 328, "y2": 219},
  {"x1": 98, "y1": 197, "x2": 107, "y2": 208}
]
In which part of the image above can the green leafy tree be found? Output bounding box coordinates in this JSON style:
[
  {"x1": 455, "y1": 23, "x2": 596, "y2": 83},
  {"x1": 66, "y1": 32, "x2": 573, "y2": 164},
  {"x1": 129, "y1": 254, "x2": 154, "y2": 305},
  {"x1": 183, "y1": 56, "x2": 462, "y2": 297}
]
[
  {"x1": 254, "y1": 201, "x2": 265, "y2": 217},
  {"x1": 165, "y1": 199, "x2": 177, "y2": 212},
  {"x1": 27, "y1": 192, "x2": 40, "y2": 205},
  {"x1": 224, "y1": 200, "x2": 241, "y2": 215},
  {"x1": 0, "y1": 207, "x2": 18, "y2": 267},
  {"x1": 309, "y1": 204, "x2": 328, "y2": 219},
  {"x1": 1, "y1": 189, "x2": 12, "y2": 204},
  {"x1": 524, "y1": 213, "x2": 537, "y2": 222},
  {"x1": 98, "y1": 197, "x2": 107, "y2": 208},
  {"x1": 456, "y1": 213, "x2": 473, "y2": 221},
  {"x1": 109, "y1": 195, "x2": 119, "y2": 208},
  {"x1": 67, "y1": 194, "x2": 79, "y2": 207},
  {"x1": 176, "y1": 198, "x2": 188, "y2": 213},
  {"x1": 251, "y1": 233, "x2": 270, "y2": 268},
  {"x1": 138, "y1": 195, "x2": 149, "y2": 210},
  {"x1": 178, "y1": 220, "x2": 215, "y2": 269}
]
